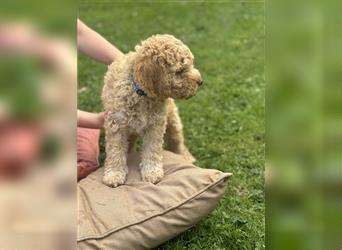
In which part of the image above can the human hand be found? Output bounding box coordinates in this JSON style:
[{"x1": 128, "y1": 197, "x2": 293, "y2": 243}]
[{"x1": 77, "y1": 110, "x2": 104, "y2": 129}]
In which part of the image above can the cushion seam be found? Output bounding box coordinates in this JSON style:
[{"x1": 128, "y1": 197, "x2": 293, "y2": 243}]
[{"x1": 77, "y1": 173, "x2": 231, "y2": 242}]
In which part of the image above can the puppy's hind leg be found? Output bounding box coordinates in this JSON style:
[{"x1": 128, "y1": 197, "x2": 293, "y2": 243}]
[{"x1": 164, "y1": 99, "x2": 196, "y2": 163}]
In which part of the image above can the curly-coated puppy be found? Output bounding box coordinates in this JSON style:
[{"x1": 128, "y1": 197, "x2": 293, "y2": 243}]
[{"x1": 102, "y1": 34, "x2": 203, "y2": 187}]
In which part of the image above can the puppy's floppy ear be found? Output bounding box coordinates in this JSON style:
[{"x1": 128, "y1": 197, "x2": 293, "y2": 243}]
[{"x1": 133, "y1": 55, "x2": 165, "y2": 98}]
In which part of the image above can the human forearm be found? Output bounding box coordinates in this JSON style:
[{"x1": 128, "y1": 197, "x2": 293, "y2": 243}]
[{"x1": 77, "y1": 19, "x2": 123, "y2": 65}]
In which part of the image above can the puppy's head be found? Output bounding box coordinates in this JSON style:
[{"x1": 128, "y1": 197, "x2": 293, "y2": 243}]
[{"x1": 133, "y1": 34, "x2": 202, "y2": 99}]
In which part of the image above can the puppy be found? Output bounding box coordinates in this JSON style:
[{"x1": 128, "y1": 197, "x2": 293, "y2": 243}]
[{"x1": 102, "y1": 34, "x2": 203, "y2": 187}]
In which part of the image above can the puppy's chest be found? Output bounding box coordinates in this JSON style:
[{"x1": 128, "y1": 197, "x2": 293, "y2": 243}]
[{"x1": 111, "y1": 97, "x2": 166, "y2": 134}]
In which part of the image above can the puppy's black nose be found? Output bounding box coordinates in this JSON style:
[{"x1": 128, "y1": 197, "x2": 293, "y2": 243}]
[{"x1": 198, "y1": 80, "x2": 203, "y2": 86}]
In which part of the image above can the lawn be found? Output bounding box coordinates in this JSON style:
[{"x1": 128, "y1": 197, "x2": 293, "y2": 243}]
[{"x1": 78, "y1": 1, "x2": 265, "y2": 249}]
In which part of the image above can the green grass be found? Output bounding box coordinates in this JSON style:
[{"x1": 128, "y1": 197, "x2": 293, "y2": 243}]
[{"x1": 78, "y1": 1, "x2": 265, "y2": 249}]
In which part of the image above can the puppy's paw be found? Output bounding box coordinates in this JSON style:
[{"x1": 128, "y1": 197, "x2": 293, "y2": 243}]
[
  {"x1": 180, "y1": 146, "x2": 196, "y2": 163},
  {"x1": 102, "y1": 169, "x2": 127, "y2": 187},
  {"x1": 140, "y1": 163, "x2": 164, "y2": 184}
]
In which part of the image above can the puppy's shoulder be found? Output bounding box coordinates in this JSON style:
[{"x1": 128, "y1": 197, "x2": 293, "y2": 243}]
[{"x1": 102, "y1": 52, "x2": 136, "y2": 110}]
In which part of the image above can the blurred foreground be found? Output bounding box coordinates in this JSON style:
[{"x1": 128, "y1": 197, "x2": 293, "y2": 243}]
[
  {"x1": 267, "y1": 1, "x2": 342, "y2": 249},
  {"x1": 0, "y1": 2, "x2": 76, "y2": 249}
]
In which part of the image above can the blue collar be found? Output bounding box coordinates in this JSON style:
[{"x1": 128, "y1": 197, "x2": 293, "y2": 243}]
[{"x1": 130, "y1": 74, "x2": 147, "y2": 97}]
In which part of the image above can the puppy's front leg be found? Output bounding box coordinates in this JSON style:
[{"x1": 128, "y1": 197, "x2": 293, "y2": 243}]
[
  {"x1": 140, "y1": 123, "x2": 165, "y2": 184},
  {"x1": 103, "y1": 128, "x2": 129, "y2": 187}
]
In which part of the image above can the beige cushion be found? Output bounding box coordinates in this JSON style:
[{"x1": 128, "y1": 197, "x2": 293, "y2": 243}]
[{"x1": 78, "y1": 150, "x2": 231, "y2": 250}]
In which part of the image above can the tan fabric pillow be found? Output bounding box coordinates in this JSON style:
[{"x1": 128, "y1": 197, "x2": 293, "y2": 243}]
[{"x1": 78, "y1": 150, "x2": 232, "y2": 250}]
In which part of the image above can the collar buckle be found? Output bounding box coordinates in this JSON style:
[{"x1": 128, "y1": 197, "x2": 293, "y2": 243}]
[{"x1": 130, "y1": 74, "x2": 147, "y2": 97}]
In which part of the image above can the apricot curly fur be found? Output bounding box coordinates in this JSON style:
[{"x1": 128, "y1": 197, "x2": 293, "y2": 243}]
[{"x1": 101, "y1": 34, "x2": 202, "y2": 187}]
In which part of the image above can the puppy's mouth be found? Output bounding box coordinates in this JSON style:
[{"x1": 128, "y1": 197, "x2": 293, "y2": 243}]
[{"x1": 184, "y1": 91, "x2": 197, "y2": 100}]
